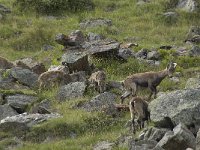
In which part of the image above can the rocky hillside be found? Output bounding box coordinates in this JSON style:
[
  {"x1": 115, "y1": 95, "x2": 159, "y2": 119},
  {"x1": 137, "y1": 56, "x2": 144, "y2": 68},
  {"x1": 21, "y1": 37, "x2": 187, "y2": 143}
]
[{"x1": 0, "y1": 0, "x2": 200, "y2": 149}]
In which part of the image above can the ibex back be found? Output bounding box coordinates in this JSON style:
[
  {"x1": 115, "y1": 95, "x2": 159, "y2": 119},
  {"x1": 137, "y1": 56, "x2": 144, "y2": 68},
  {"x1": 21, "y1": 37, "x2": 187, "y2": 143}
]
[{"x1": 121, "y1": 62, "x2": 177, "y2": 104}]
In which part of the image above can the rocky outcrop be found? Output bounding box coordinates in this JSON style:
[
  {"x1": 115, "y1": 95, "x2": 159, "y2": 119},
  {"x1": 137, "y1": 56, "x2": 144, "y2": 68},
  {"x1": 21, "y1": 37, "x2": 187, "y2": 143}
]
[
  {"x1": 157, "y1": 123, "x2": 196, "y2": 150},
  {"x1": 0, "y1": 113, "x2": 61, "y2": 137},
  {"x1": 15, "y1": 58, "x2": 46, "y2": 75},
  {"x1": 5, "y1": 94, "x2": 38, "y2": 113},
  {"x1": 0, "y1": 104, "x2": 18, "y2": 120},
  {"x1": 10, "y1": 67, "x2": 38, "y2": 88},
  {"x1": 149, "y1": 89, "x2": 200, "y2": 129},
  {"x1": 84, "y1": 39, "x2": 120, "y2": 57},
  {"x1": 61, "y1": 51, "x2": 90, "y2": 73},
  {"x1": 80, "y1": 92, "x2": 118, "y2": 116},
  {"x1": 57, "y1": 82, "x2": 86, "y2": 101}
]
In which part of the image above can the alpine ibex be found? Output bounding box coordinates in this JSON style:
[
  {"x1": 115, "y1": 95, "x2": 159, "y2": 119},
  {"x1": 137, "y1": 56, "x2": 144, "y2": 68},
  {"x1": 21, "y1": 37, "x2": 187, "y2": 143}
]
[
  {"x1": 38, "y1": 70, "x2": 72, "y2": 90},
  {"x1": 121, "y1": 62, "x2": 177, "y2": 104},
  {"x1": 129, "y1": 96, "x2": 150, "y2": 133},
  {"x1": 88, "y1": 70, "x2": 106, "y2": 93}
]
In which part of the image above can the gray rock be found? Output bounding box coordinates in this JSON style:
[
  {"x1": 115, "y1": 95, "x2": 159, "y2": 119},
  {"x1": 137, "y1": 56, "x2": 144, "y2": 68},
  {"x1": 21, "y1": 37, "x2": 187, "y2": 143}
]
[
  {"x1": 185, "y1": 78, "x2": 200, "y2": 89},
  {"x1": 169, "y1": 76, "x2": 180, "y2": 83},
  {"x1": 84, "y1": 39, "x2": 120, "y2": 57},
  {"x1": 93, "y1": 141, "x2": 115, "y2": 150},
  {"x1": 61, "y1": 51, "x2": 90, "y2": 73},
  {"x1": 197, "y1": 128, "x2": 200, "y2": 150},
  {"x1": 157, "y1": 123, "x2": 196, "y2": 150},
  {"x1": 0, "y1": 113, "x2": 61, "y2": 128},
  {"x1": 10, "y1": 67, "x2": 38, "y2": 88},
  {"x1": 80, "y1": 18, "x2": 112, "y2": 29},
  {"x1": 0, "y1": 104, "x2": 18, "y2": 120},
  {"x1": 15, "y1": 58, "x2": 46, "y2": 75},
  {"x1": 189, "y1": 45, "x2": 200, "y2": 56},
  {"x1": 118, "y1": 48, "x2": 135, "y2": 60},
  {"x1": 174, "y1": 47, "x2": 188, "y2": 56},
  {"x1": 80, "y1": 92, "x2": 118, "y2": 116},
  {"x1": 116, "y1": 135, "x2": 133, "y2": 148},
  {"x1": 177, "y1": 0, "x2": 198, "y2": 12},
  {"x1": 57, "y1": 82, "x2": 86, "y2": 101},
  {"x1": 147, "y1": 51, "x2": 161, "y2": 60},
  {"x1": 0, "y1": 13, "x2": 2, "y2": 20},
  {"x1": 0, "y1": 81, "x2": 30, "y2": 91},
  {"x1": 5, "y1": 94, "x2": 38, "y2": 113},
  {"x1": 144, "y1": 127, "x2": 170, "y2": 142},
  {"x1": 149, "y1": 89, "x2": 200, "y2": 128},
  {"x1": 30, "y1": 99, "x2": 52, "y2": 114}
]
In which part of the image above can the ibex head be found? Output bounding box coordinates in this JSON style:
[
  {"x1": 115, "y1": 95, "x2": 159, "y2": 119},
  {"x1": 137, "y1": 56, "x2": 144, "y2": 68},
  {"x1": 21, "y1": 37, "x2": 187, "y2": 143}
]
[{"x1": 167, "y1": 62, "x2": 177, "y2": 78}]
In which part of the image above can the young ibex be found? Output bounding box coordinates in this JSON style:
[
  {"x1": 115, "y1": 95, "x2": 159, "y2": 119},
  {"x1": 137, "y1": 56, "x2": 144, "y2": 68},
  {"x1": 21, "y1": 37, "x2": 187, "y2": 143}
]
[
  {"x1": 121, "y1": 62, "x2": 177, "y2": 104},
  {"x1": 88, "y1": 70, "x2": 106, "y2": 93},
  {"x1": 38, "y1": 70, "x2": 72, "y2": 90},
  {"x1": 129, "y1": 96, "x2": 150, "y2": 133}
]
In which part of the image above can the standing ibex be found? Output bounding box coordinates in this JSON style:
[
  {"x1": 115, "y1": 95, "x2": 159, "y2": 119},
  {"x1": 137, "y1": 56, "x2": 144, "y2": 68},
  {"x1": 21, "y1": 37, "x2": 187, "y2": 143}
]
[
  {"x1": 88, "y1": 70, "x2": 106, "y2": 93},
  {"x1": 121, "y1": 62, "x2": 177, "y2": 104},
  {"x1": 129, "y1": 96, "x2": 150, "y2": 133}
]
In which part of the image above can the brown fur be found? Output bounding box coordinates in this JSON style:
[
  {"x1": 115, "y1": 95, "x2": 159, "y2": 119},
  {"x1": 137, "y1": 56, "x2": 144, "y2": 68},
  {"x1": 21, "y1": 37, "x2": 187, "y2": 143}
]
[
  {"x1": 121, "y1": 62, "x2": 177, "y2": 103},
  {"x1": 38, "y1": 70, "x2": 72, "y2": 90},
  {"x1": 88, "y1": 70, "x2": 106, "y2": 93},
  {"x1": 129, "y1": 97, "x2": 150, "y2": 133}
]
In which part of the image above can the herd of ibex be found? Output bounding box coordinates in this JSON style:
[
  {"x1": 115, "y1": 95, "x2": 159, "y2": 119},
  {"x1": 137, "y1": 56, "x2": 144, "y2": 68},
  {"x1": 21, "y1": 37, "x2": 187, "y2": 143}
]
[{"x1": 36, "y1": 61, "x2": 177, "y2": 133}]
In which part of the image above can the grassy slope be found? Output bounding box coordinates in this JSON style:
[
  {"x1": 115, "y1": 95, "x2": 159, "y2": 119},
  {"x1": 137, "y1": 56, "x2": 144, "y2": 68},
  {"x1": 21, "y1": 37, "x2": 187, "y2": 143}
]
[{"x1": 0, "y1": 0, "x2": 200, "y2": 149}]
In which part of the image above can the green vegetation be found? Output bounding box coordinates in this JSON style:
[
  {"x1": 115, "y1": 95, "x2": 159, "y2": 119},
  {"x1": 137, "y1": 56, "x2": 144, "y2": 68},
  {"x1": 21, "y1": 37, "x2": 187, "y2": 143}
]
[{"x1": 0, "y1": 0, "x2": 200, "y2": 149}]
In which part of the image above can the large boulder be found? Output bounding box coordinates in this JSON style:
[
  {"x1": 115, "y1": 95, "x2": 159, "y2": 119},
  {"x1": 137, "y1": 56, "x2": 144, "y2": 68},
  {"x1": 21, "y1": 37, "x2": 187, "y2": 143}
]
[
  {"x1": 5, "y1": 94, "x2": 38, "y2": 113},
  {"x1": 0, "y1": 81, "x2": 30, "y2": 91},
  {"x1": 177, "y1": 0, "x2": 198, "y2": 12},
  {"x1": 157, "y1": 123, "x2": 196, "y2": 150},
  {"x1": 117, "y1": 48, "x2": 135, "y2": 60},
  {"x1": 80, "y1": 92, "x2": 118, "y2": 116},
  {"x1": 10, "y1": 67, "x2": 38, "y2": 88},
  {"x1": 80, "y1": 18, "x2": 112, "y2": 29},
  {"x1": 87, "y1": 32, "x2": 105, "y2": 42},
  {"x1": 70, "y1": 71, "x2": 87, "y2": 82},
  {"x1": 57, "y1": 82, "x2": 86, "y2": 101},
  {"x1": 0, "y1": 113, "x2": 61, "y2": 137},
  {"x1": 185, "y1": 78, "x2": 200, "y2": 89},
  {"x1": 84, "y1": 39, "x2": 120, "y2": 57},
  {"x1": 61, "y1": 51, "x2": 90, "y2": 73},
  {"x1": 0, "y1": 56, "x2": 14, "y2": 69},
  {"x1": 147, "y1": 50, "x2": 161, "y2": 60},
  {"x1": 0, "y1": 104, "x2": 18, "y2": 120},
  {"x1": 15, "y1": 58, "x2": 46, "y2": 75},
  {"x1": 149, "y1": 89, "x2": 200, "y2": 128},
  {"x1": 129, "y1": 139, "x2": 159, "y2": 150}
]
